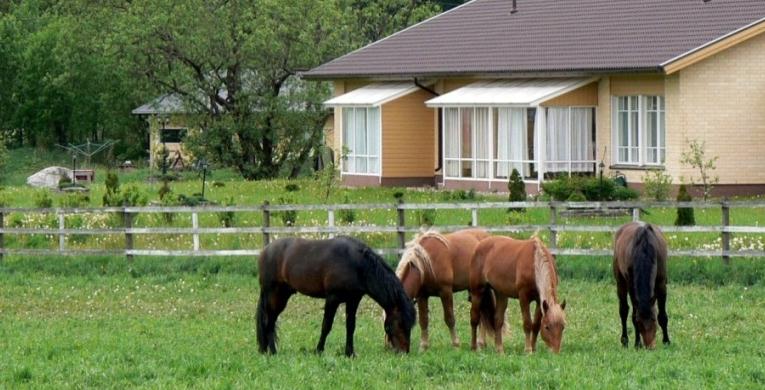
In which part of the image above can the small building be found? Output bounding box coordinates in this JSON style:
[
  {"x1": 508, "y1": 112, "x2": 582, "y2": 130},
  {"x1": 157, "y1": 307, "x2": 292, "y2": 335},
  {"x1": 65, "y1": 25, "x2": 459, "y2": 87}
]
[
  {"x1": 305, "y1": 0, "x2": 765, "y2": 195},
  {"x1": 132, "y1": 94, "x2": 192, "y2": 169}
]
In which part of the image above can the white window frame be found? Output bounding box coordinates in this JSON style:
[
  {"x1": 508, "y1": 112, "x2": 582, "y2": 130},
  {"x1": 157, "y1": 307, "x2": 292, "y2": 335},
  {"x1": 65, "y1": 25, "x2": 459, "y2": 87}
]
[
  {"x1": 443, "y1": 107, "x2": 493, "y2": 179},
  {"x1": 341, "y1": 106, "x2": 382, "y2": 176},
  {"x1": 612, "y1": 95, "x2": 666, "y2": 166},
  {"x1": 544, "y1": 106, "x2": 597, "y2": 175}
]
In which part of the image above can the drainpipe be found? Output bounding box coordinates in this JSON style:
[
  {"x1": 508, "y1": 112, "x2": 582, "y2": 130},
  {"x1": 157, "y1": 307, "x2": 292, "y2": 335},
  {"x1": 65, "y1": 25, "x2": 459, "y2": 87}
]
[{"x1": 413, "y1": 78, "x2": 443, "y2": 173}]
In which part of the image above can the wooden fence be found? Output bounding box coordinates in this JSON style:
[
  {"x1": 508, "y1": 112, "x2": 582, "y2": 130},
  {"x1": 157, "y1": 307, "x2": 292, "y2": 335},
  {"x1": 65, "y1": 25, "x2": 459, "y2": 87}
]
[{"x1": 1, "y1": 200, "x2": 764, "y2": 263}]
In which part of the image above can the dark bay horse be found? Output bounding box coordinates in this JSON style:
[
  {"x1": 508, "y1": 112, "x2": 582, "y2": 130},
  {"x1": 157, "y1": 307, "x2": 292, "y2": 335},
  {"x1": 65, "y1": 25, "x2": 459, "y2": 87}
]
[
  {"x1": 613, "y1": 221, "x2": 670, "y2": 349},
  {"x1": 469, "y1": 235, "x2": 567, "y2": 354},
  {"x1": 395, "y1": 228, "x2": 491, "y2": 350},
  {"x1": 256, "y1": 236, "x2": 415, "y2": 356}
]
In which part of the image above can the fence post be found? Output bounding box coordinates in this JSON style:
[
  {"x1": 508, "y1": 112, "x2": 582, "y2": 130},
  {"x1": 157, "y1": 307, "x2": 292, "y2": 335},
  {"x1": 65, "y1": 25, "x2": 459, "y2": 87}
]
[
  {"x1": 262, "y1": 201, "x2": 271, "y2": 247},
  {"x1": 721, "y1": 198, "x2": 730, "y2": 265},
  {"x1": 124, "y1": 208, "x2": 134, "y2": 263},
  {"x1": 549, "y1": 203, "x2": 557, "y2": 251},
  {"x1": 58, "y1": 212, "x2": 66, "y2": 253},
  {"x1": 471, "y1": 207, "x2": 479, "y2": 227},
  {"x1": 192, "y1": 211, "x2": 200, "y2": 252},
  {"x1": 632, "y1": 207, "x2": 640, "y2": 222},
  {"x1": 0, "y1": 210, "x2": 4, "y2": 261},
  {"x1": 397, "y1": 198, "x2": 406, "y2": 251},
  {"x1": 328, "y1": 209, "x2": 335, "y2": 238}
]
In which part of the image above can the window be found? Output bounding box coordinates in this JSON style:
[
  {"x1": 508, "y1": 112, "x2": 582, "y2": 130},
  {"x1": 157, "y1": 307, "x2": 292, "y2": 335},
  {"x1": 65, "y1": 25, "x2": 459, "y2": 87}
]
[
  {"x1": 494, "y1": 107, "x2": 529, "y2": 178},
  {"x1": 444, "y1": 107, "x2": 490, "y2": 178},
  {"x1": 160, "y1": 128, "x2": 187, "y2": 143},
  {"x1": 614, "y1": 96, "x2": 665, "y2": 165},
  {"x1": 342, "y1": 107, "x2": 380, "y2": 174},
  {"x1": 546, "y1": 107, "x2": 594, "y2": 172}
]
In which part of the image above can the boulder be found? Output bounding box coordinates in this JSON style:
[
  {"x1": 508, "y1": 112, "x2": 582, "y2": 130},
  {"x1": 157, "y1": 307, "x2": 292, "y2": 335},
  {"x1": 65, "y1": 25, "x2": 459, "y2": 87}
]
[{"x1": 26, "y1": 166, "x2": 73, "y2": 189}]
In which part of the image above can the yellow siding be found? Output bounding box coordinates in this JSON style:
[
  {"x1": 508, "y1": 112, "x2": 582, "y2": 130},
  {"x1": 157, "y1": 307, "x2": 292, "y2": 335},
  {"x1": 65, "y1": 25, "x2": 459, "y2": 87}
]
[
  {"x1": 595, "y1": 77, "x2": 612, "y2": 171},
  {"x1": 382, "y1": 89, "x2": 436, "y2": 177},
  {"x1": 610, "y1": 75, "x2": 665, "y2": 96},
  {"x1": 541, "y1": 82, "x2": 599, "y2": 106}
]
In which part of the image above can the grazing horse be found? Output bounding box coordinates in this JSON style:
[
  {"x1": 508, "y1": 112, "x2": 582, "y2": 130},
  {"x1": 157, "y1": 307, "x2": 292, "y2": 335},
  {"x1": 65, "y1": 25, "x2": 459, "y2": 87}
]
[
  {"x1": 613, "y1": 221, "x2": 670, "y2": 349},
  {"x1": 394, "y1": 228, "x2": 491, "y2": 350},
  {"x1": 256, "y1": 236, "x2": 415, "y2": 356},
  {"x1": 469, "y1": 235, "x2": 567, "y2": 354}
]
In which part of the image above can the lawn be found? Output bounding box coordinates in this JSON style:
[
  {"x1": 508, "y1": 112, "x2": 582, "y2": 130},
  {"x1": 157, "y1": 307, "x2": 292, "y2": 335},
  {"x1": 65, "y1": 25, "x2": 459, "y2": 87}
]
[{"x1": 1, "y1": 257, "x2": 764, "y2": 388}]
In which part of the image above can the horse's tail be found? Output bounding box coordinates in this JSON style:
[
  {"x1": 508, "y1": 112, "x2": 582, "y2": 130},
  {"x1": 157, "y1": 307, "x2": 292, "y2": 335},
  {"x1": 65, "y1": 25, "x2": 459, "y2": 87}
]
[
  {"x1": 478, "y1": 285, "x2": 499, "y2": 338},
  {"x1": 256, "y1": 288, "x2": 270, "y2": 353},
  {"x1": 632, "y1": 223, "x2": 658, "y2": 317}
]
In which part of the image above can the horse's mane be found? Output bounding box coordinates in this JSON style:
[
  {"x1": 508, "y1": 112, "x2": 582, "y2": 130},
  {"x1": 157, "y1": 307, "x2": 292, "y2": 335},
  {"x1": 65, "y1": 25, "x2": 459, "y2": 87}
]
[
  {"x1": 631, "y1": 223, "x2": 659, "y2": 317},
  {"x1": 533, "y1": 236, "x2": 559, "y2": 305},
  {"x1": 353, "y1": 238, "x2": 415, "y2": 330},
  {"x1": 395, "y1": 229, "x2": 446, "y2": 283}
]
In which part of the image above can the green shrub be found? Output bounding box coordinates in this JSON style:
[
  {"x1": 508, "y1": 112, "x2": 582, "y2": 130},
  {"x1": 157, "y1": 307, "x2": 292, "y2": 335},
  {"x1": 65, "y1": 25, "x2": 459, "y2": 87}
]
[
  {"x1": 642, "y1": 170, "x2": 673, "y2": 201},
  {"x1": 338, "y1": 196, "x2": 356, "y2": 224},
  {"x1": 158, "y1": 179, "x2": 172, "y2": 200},
  {"x1": 218, "y1": 196, "x2": 236, "y2": 228},
  {"x1": 284, "y1": 183, "x2": 300, "y2": 192},
  {"x1": 103, "y1": 172, "x2": 121, "y2": 207},
  {"x1": 212, "y1": 181, "x2": 225, "y2": 188},
  {"x1": 415, "y1": 208, "x2": 437, "y2": 227},
  {"x1": 581, "y1": 178, "x2": 615, "y2": 201},
  {"x1": 277, "y1": 197, "x2": 297, "y2": 226},
  {"x1": 675, "y1": 184, "x2": 696, "y2": 226},
  {"x1": 567, "y1": 191, "x2": 587, "y2": 202},
  {"x1": 543, "y1": 176, "x2": 637, "y2": 201},
  {"x1": 59, "y1": 192, "x2": 90, "y2": 208},
  {"x1": 613, "y1": 186, "x2": 639, "y2": 201},
  {"x1": 177, "y1": 193, "x2": 205, "y2": 207},
  {"x1": 120, "y1": 185, "x2": 148, "y2": 207},
  {"x1": 508, "y1": 168, "x2": 526, "y2": 212},
  {"x1": 541, "y1": 176, "x2": 578, "y2": 201},
  {"x1": 34, "y1": 190, "x2": 53, "y2": 209}
]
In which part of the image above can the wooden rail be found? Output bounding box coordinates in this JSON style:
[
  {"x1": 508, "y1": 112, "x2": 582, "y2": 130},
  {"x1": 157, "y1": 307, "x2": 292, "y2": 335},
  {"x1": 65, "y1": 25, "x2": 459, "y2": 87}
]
[{"x1": 0, "y1": 200, "x2": 763, "y2": 261}]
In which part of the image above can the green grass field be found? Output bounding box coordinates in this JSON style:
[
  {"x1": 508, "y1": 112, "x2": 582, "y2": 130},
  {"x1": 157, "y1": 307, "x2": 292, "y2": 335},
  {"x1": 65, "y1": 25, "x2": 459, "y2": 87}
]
[{"x1": 2, "y1": 256, "x2": 764, "y2": 388}]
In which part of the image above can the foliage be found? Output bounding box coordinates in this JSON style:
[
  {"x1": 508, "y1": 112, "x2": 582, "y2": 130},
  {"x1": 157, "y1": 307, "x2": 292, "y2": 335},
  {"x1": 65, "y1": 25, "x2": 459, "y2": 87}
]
[
  {"x1": 415, "y1": 208, "x2": 437, "y2": 227},
  {"x1": 58, "y1": 192, "x2": 90, "y2": 208},
  {"x1": 158, "y1": 179, "x2": 172, "y2": 201},
  {"x1": 613, "y1": 186, "x2": 639, "y2": 201},
  {"x1": 675, "y1": 183, "x2": 696, "y2": 226},
  {"x1": 543, "y1": 176, "x2": 637, "y2": 201},
  {"x1": 217, "y1": 196, "x2": 236, "y2": 228},
  {"x1": 34, "y1": 190, "x2": 53, "y2": 209},
  {"x1": 642, "y1": 170, "x2": 674, "y2": 201},
  {"x1": 276, "y1": 197, "x2": 297, "y2": 227},
  {"x1": 284, "y1": 183, "x2": 300, "y2": 193},
  {"x1": 176, "y1": 193, "x2": 206, "y2": 207},
  {"x1": 102, "y1": 172, "x2": 121, "y2": 207},
  {"x1": 338, "y1": 196, "x2": 356, "y2": 224},
  {"x1": 315, "y1": 146, "x2": 339, "y2": 201},
  {"x1": 119, "y1": 186, "x2": 148, "y2": 207},
  {"x1": 507, "y1": 168, "x2": 526, "y2": 212},
  {"x1": 566, "y1": 191, "x2": 586, "y2": 202},
  {"x1": 680, "y1": 139, "x2": 719, "y2": 201}
]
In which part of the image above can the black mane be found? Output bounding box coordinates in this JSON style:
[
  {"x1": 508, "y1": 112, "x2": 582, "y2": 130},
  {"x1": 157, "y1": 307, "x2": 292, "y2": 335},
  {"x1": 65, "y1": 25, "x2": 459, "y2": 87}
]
[{"x1": 632, "y1": 224, "x2": 658, "y2": 318}]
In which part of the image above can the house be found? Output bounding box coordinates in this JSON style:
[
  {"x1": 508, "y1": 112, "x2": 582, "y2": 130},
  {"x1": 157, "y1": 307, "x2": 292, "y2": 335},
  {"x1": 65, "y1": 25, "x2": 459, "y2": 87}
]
[
  {"x1": 132, "y1": 94, "x2": 192, "y2": 169},
  {"x1": 305, "y1": 0, "x2": 765, "y2": 195}
]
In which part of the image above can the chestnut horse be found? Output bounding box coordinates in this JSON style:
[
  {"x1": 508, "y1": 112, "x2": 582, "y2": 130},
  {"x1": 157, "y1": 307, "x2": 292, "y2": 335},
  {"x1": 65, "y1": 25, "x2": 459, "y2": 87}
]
[
  {"x1": 613, "y1": 221, "x2": 670, "y2": 349},
  {"x1": 469, "y1": 235, "x2": 567, "y2": 354},
  {"x1": 256, "y1": 236, "x2": 415, "y2": 356},
  {"x1": 394, "y1": 228, "x2": 490, "y2": 350}
]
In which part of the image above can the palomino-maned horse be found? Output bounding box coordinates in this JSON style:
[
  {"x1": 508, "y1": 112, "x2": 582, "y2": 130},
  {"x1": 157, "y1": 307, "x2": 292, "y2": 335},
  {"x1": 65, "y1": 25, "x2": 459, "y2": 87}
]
[
  {"x1": 256, "y1": 236, "x2": 415, "y2": 356},
  {"x1": 469, "y1": 235, "x2": 567, "y2": 354},
  {"x1": 394, "y1": 228, "x2": 491, "y2": 350},
  {"x1": 613, "y1": 221, "x2": 670, "y2": 349}
]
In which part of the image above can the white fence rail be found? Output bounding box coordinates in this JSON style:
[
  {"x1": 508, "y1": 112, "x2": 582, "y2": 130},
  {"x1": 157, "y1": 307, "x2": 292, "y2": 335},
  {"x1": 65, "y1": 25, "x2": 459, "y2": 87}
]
[{"x1": 0, "y1": 200, "x2": 763, "y2": 262}]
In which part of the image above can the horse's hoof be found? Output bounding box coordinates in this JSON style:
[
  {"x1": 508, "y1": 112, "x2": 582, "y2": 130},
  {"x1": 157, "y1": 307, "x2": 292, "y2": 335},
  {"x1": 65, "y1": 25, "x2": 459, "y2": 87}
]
[
  {"x1": 452, "y1": 339, "x2": 461, "y2": 348},
  {"x1": 419, "y1": 343, "x2": 429, "y2": 352},
  {"x1": 620, "y1": 337, "x2": 628, "y2": 348},
  {"x1": 663, "y1": 339, "x2": 671, "y2": 346}
]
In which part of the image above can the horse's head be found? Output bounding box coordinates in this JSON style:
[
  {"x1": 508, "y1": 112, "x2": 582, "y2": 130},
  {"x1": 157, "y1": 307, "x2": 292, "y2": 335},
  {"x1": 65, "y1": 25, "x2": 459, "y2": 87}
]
[
  {"x1": 637, "y1": 298, "x2": 658, "y2": 349},
  {"x1": 383, "y1": 305, "x2": 414, "y2": 353},
  {"x1": 540, "y1": 299, "x2": 567, "y2": 353}
]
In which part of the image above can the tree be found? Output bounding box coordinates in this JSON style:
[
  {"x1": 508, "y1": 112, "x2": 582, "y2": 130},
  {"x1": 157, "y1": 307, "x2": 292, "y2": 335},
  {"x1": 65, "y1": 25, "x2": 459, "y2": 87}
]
[
  {"x1": 347, "y1": 0, "x2": 441, "y2": 44},
  {"x1": 680, "y1": 139, "x2": 719, "y2": 201},
  {"x1": 507, "y1": 168, "x2": 526, "y2": 212},
  {"x1": 675, "y1": 184, "x2": 695, "y2": 226}
]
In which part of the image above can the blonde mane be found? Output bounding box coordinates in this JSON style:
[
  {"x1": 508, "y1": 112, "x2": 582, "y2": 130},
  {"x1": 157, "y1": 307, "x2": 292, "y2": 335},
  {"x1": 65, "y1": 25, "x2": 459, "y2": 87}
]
[
  {"x1": 533, "y1": 236, "x2": 559, "y2": 305},
  {"x1": 395, "y1": 229, "x2": 448, "y2": 283}
]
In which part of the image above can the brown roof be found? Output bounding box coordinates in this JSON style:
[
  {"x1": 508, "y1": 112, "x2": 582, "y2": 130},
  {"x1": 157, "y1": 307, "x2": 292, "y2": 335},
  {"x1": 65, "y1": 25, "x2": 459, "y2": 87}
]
[{"x1": 305, "y1": 0, "x2": 765, "y2": 79}]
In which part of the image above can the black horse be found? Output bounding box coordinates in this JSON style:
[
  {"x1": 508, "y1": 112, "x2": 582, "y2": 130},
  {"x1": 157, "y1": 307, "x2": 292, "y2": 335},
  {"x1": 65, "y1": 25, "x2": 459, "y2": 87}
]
[
  {"x1": 613, "y1": 222, "x2": 670, "y2": 349},
  {"x1": 256, "y1": 236, "x2": 415, "y2": 356}
]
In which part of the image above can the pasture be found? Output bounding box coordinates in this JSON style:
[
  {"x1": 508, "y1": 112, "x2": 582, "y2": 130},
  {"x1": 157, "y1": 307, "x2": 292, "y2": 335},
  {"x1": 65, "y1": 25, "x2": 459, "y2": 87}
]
[{"x1": 2, "y1": 256, "x2": 764, "y2": 388}]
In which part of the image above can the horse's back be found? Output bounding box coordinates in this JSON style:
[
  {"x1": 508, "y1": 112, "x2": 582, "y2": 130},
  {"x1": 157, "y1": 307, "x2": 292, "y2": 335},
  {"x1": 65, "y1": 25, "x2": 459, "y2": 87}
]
[
  {"x1": 446, "y1": 228, "x2": 490, "y2": 290},
  {"x1": 613, "y1": 222, "x2": 668, "y2": 278},
  {"x1": 471, "y1": 236, "x2": 535, "y2": 297}
]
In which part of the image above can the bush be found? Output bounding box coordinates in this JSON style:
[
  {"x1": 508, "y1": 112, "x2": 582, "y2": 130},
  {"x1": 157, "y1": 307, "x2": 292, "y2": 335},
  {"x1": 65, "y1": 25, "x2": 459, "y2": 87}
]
[
  {"x1": 158, "y1": 179, "x2": 172, "y2": 201},
  {"x1": 543, "y1": 176, "x2": 637, "y2": 201},
  {"x1": 59, "y1": 192, "x2": 90, "y2": 208},
  {"x1": 103, "y1": 172, "x2": 121, "y2": 207},
  {"x1": 415, "y1": 209, "x2": 437, "y2": 227},
  {"x1": 218, "y1": 196, "x2": 236, "y2": 228},
  {"x1": 541, "y1": 176, "x2": 578, "y2": 201},
  {"x1": 34, "y1": 190, "x2": 53, "y2": 209},
  {"x1": 642, "y1": 170, "x2": 673, "y2": 201},
  {"x1": 567, "y1": 191, "x2": 587, "y2": 202},
  {"x1": 177, "y1": 193, "x2": 206, "y2": 207},
  {"x1": 581, "y1": 178, "x2": 615, "y2": 201},
  {"x1": 338, "y1": 196, "x2": 356, "y2": 224},
  {"x1": 508, "y1": 168, "x2": 526, "y2": 212},
  {"x1": 277, "y1": 197, "x2": 297, "y2": 226},
  {"x1": 675, "y1": 184, "x2": 696, "y2": 226},
  {"x1": 613, "y1": 186, "x2": 639, "y2": 201},
  {"x1": 285, "y1": 183, "x2": 300, "y2": 192},
  {"x1": 120, "y1": 185, "x2": 148, "y2": 207}
]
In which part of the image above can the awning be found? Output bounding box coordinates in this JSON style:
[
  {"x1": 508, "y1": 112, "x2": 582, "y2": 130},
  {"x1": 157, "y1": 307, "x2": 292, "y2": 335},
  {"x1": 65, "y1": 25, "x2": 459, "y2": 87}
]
[
  {"x1": 324, "y1": 82, "x2": 420, "y2": 107},
  {"x1": 426, "y1": 78, "x2": 597, "y2": 107}
]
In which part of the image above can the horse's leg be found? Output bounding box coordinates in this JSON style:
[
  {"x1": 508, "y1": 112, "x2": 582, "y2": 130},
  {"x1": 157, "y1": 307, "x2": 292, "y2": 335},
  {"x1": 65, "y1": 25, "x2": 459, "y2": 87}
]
[
  {"x1": 417, "y1": 297, "x2": 430, "y2": 351},
  {"x1": 439, "y1": 289, "x2": 460, "y2": 347},
  {"x1": 469, "y1": 288, "x2": 482, "y2": 351},
  {"x1": 531, "y1": 302, "x2": 542, "y2": 352},
  {"x1": 493, "y1": 295, "x2": 508, "y2": 354},
  {"x1": 344, "y1": 295, "x2": 362, "y2": 357},
  {"x1": 316, "y1": 296, "x2": 341, "y2": 353},
  {"x1": 657, "y1": 282, "x2": 670, "y2": 346},
  {"x1": 266, "y1": 286, "x2": 292, "y2": 354},
  {"x1": 616, "y1": 274, "x2": 630, "y2": 348},
  {"x1": 628, "y1": 290, "x2": 642, "y2": 349},
  {"x1": 519, "y1": 294, "x2": 534, "y2": 353}
]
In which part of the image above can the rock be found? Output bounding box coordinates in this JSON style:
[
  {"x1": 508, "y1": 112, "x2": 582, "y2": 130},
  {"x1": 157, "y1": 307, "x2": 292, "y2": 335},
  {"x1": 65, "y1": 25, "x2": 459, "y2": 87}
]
[{"x1": 26, "y1": 166, "x2": 73, "y2": 189}]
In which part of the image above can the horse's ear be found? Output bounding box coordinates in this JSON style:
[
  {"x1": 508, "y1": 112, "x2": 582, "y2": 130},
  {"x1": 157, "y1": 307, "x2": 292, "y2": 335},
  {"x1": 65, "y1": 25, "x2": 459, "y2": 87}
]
[
  {"x1": 561, "y1": 299, "x2": 567, "y2": 311},
  {"x1": 542, "y1": 300, "x2": 549, "y2": 315}
]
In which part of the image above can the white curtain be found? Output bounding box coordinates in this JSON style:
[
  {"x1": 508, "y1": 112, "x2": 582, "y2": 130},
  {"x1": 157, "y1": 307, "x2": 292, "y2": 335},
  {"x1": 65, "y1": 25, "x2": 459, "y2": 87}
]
[
  {"x1": 444, "y1": 108, "x2": 460, "y2": 177},
  {"x1": 509, "y1": 108, "x2": 528, "y2": 176},
  {"x1": 495, "y1": 108, "x2": 511, "y2": 178},
  {"x1": 354, "y1": 107, "x2": 368, "y2": 173},
  {"x1": 570, "y1": 108, "x2": 593, "y2": 171},
  {"x1": 367, "y1": 107, "x2": 380, "y2": 174},
  {"x1": 342, "y1": 108, "x2": 355, "y2": 173},
  {"x1": 474, "y1": 108, "x2": 490, "y2": 178},
  {"x1": 546, "y1": 108, "x2": 570, "y2": 172},
  {"x1": 534, "y1": 107, "x2": 546, "y2": 181}
]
